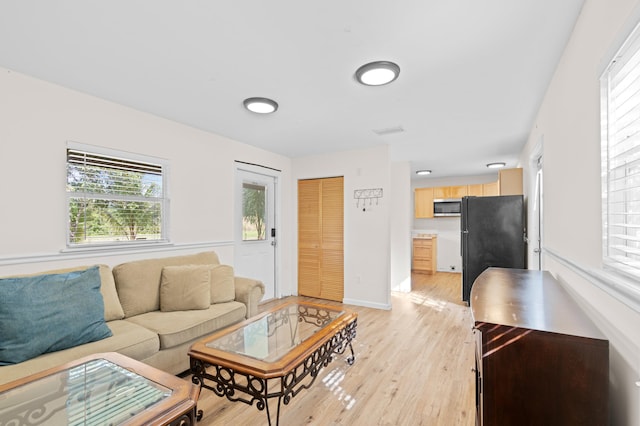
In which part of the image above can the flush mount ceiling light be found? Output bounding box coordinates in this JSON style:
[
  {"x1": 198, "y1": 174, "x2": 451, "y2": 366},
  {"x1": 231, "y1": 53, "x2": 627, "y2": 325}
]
[
  {"x1": 243, "y1": 97, "x2": 278, "y2": 114},
  {"x1": 416, "y1": 170, "x2": 432, "y2": 175},
  {"x1": 486, "y1": 162, "x2": 506, "y2": 169},
  {"x1": 355, "y1": 61, "x2": 400, "y2": 86}
]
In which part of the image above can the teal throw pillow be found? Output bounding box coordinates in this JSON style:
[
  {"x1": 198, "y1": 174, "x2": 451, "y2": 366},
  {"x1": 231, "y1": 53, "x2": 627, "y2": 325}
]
[{"x1": 0, "y1": 266, "x2": 113, "y2": 365}]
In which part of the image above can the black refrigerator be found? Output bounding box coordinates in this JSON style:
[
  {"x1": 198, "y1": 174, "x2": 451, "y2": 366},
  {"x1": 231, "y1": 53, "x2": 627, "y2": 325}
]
[{"x1": 461, "y1": 195, "x2": 526, "y2": 303}]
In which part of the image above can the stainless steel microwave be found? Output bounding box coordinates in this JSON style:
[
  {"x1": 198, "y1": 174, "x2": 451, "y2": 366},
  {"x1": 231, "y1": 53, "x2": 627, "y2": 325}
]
[{"x1": 433, "y1": 199, "x2": 462, "y2": 217}]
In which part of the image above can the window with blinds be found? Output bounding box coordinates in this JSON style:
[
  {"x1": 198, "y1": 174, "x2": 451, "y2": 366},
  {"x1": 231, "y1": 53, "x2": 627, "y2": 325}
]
[
  {"x1": 601, "y1": 22, "x2": 640, "y2": 280},
  {"x1": 66, "y1": 147, "x2": 167, "y2": 246}
]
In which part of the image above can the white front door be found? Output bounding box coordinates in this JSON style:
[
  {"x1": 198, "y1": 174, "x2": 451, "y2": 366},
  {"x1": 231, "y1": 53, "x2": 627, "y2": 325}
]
[{"x1": 234, "y1": 166, "x2": 277, "y2": 301}]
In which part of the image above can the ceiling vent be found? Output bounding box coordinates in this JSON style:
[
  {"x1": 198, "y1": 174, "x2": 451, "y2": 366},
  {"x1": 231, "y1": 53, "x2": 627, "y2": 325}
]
[{"x1": 373, "y1": 126, "x2": 404, "y2": 136}]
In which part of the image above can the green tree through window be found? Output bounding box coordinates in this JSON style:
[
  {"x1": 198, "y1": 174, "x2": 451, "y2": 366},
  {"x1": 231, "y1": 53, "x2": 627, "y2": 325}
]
[
  {"x1": 242, "y1": 183, "x2": 266, "y2": 241},
  {"x1": 66, "y1": 148, "x2": 166, "y2": 245}
]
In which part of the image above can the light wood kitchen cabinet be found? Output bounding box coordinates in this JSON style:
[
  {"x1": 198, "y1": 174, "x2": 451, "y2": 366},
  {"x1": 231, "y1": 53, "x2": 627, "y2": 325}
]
[
  {"x1": 467, "y1": 184, "x2": 483, "y2": 196},
  {"x1": 432, "y1": 186, "x2": 448, "y2": 199},
  {"x1": 414, "y1": 187, "x2": 434, "y2": 218},
  {"x1": 415, "y1": 176, "x2": 510, "y2": 219},
  {"x1": 482, "y1": 181, "x2": 499, "y2": 196},
  {"x1": 468, "y1": 183, "x2": 499, "y2": 197},
  {"x1": 433, "y1": 185, "x2": 467, "y2": 199},
  {"x1": 498, "y1": 168, "x2": 523, "y2": 195},
  {"x1": 450, "y1": 185, "x2": 468, "y2": 198},
  {"x1": 412, "y1": 236, "x2": 437, "y2": 274}
]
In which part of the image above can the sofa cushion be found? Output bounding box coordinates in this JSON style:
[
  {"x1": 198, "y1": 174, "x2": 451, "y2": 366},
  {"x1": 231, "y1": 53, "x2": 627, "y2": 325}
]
[
  {"x1": 125, "y1": 301, "x2": 246, "y2": 349},
  {"x1": 0, "y1": 266, "x2": 113, "y2": 365},
  {"x1": 113, "y1": 251, "x2": 220, "y2": 317},
  {"x1": 234, "y1": 276, "x2": 266, "y2": 318},
  {"x1": 94, "y1": 265, "x2": 126, "y2": 321},
  {"x1": 0, "y1": 320, "x2": 159, "y2": 386},
  {"x1": 210, "y1": 264, "x2": 235, "y2": 304},
  {"x1": 5, "y1": 264, "x2": 125, "y2": 322},
  {"x1": 160, "y1": 265, "x2": 211, "y2": 312}
]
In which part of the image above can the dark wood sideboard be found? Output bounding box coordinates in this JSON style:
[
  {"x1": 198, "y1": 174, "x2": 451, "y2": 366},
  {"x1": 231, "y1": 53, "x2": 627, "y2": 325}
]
[{"x1": 470, "y1": 268, "x2": 609, "y2": 425}]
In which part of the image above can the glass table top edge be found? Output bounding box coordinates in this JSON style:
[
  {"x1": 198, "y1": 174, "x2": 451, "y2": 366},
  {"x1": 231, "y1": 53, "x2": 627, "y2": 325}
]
[{"x1": 190, "y1": 302, "x2": 357, "y2": 371}]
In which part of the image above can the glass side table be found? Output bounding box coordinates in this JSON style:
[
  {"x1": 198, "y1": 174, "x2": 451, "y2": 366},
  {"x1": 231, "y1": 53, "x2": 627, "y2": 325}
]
[{"x1": 0, "y1": 352, "x2": 200, "y2": 426}]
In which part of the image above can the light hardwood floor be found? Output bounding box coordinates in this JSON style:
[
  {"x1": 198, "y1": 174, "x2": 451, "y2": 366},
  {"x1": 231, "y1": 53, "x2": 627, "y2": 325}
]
[{"x1": 193, "y1": 272, "x2": 476, "y2": 425}]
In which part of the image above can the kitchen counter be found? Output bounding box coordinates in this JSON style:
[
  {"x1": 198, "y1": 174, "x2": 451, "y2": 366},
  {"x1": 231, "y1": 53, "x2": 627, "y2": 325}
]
[{"x1": 414, "y1": 233, "x2": 436, "y2": 240}]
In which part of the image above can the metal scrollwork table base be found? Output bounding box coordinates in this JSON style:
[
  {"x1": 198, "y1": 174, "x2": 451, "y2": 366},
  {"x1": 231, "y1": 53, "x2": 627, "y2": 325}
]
[{"x1": 188, "y1": 302, "x2": 357, "y2": 426}]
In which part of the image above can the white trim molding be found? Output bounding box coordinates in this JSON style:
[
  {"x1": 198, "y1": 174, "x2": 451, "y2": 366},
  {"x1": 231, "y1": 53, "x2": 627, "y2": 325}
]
[
  {"x1": 545, "y1": 247, "x2": 640, "y2": 314},
  {"x1": 0, "y1": 241, "x2": 233, "y2": 267},
  {"x1": 343, "y1": 298, "x2": 392, "y2": 311}
]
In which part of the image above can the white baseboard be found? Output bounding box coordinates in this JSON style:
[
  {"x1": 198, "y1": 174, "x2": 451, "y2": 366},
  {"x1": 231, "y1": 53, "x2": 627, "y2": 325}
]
[{"x1": 342, "y1": 298, "x2": 391, "y2": 310}]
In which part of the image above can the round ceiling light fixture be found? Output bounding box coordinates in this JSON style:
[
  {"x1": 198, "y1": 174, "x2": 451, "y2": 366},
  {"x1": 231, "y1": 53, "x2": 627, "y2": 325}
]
[
  {"x1": 243, "y1": 97, "x2": 278, "y2": 114},
  {"x1": 486, "y1": 162, "x2": 506, "y2": 169},
  {"x1": 416, "y1": 170, "x2": 432, "y2": 175},
  {"x1": 355, "y1": 61, "x2": 400, "y2": 86}
]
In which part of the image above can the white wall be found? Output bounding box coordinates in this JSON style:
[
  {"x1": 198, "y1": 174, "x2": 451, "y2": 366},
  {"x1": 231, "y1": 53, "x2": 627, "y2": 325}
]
[
  {"x1": 412, "y1": 173, "x2": 499, "y2": 272},
  {"x1": 0, "y1": 67, "x2": 294, "y2": 295},
  {"x1": 292, "y1": 145, "x2": 392, "y2": 309},
  {"x1": 0, "y1": 65, "x2": 397, "y2": 311},
  {"x1": 520, "y1": 0, "x2": 640, "y2": 423},
  {"x1": 390, "y1": 161, "x2": 412, "y2": 293}
]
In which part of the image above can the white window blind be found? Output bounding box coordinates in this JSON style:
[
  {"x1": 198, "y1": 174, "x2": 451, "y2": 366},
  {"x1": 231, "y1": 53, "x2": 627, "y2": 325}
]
[
  {"x1": 66, "y1": 148, "x2": 167, "y2": 246},
  {"x1": 601, "y1": 22, "x2": 640, "y2": 280}
]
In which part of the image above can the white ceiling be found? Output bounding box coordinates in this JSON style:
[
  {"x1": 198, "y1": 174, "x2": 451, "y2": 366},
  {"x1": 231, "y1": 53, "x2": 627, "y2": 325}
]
[{"x1": 0, "y1": 1, "x2": 584, "y2": 179}]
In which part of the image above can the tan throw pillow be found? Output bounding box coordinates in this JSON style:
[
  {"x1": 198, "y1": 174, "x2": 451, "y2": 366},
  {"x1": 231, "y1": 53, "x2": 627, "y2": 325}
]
[
  {"x1": 160, "y1": 265, "x2": 211, "y2": 312},
  {"x1": 209, "y1": 264, "x2": 235, "y2": 304},
  {"x1": 113, "y1": 251, "x2": 220, "y2": 317}
]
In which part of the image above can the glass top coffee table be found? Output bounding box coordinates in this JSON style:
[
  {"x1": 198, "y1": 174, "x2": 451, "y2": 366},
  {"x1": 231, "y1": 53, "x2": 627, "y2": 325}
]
[
  {"x1": 188, "y1": 301, "x2": 358, "y2": 425},
  {"x1": 0, "y1": 352, "x2": 199, "y2": 426}
]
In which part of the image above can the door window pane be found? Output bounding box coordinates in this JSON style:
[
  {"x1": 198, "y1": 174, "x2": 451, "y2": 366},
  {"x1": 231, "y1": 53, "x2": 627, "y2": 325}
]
[{"x1": 242, "y1": 183, "x2": 266, "y2": 241}]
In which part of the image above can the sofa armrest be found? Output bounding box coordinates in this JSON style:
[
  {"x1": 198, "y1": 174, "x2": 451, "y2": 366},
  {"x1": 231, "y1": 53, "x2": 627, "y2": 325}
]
[{"x1": 234, "y1": 277, "x2": 265, "y2": 318}]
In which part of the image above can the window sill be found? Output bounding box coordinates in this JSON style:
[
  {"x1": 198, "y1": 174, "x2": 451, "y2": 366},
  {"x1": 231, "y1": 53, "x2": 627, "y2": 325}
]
[
  {"x1": 545, "y1": 247, "x2": 640, "y2": 314},
  {"x1": 61, "y1": 241, "x2": 173, "y2": 254}
]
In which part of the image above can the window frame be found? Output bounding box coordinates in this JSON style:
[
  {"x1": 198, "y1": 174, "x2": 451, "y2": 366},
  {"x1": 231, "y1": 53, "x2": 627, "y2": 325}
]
[
  {"x1": 600, "y1": 21, "x2": 640, "y2": 283},
  {"x1": 65, "y1": 142, "x2": 170, "y2": 249}
]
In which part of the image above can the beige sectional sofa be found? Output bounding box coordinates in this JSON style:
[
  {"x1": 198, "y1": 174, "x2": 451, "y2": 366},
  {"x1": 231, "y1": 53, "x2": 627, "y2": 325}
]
[{"x1": 0, "y1": 251, "x2": 264, "y2": 386}]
